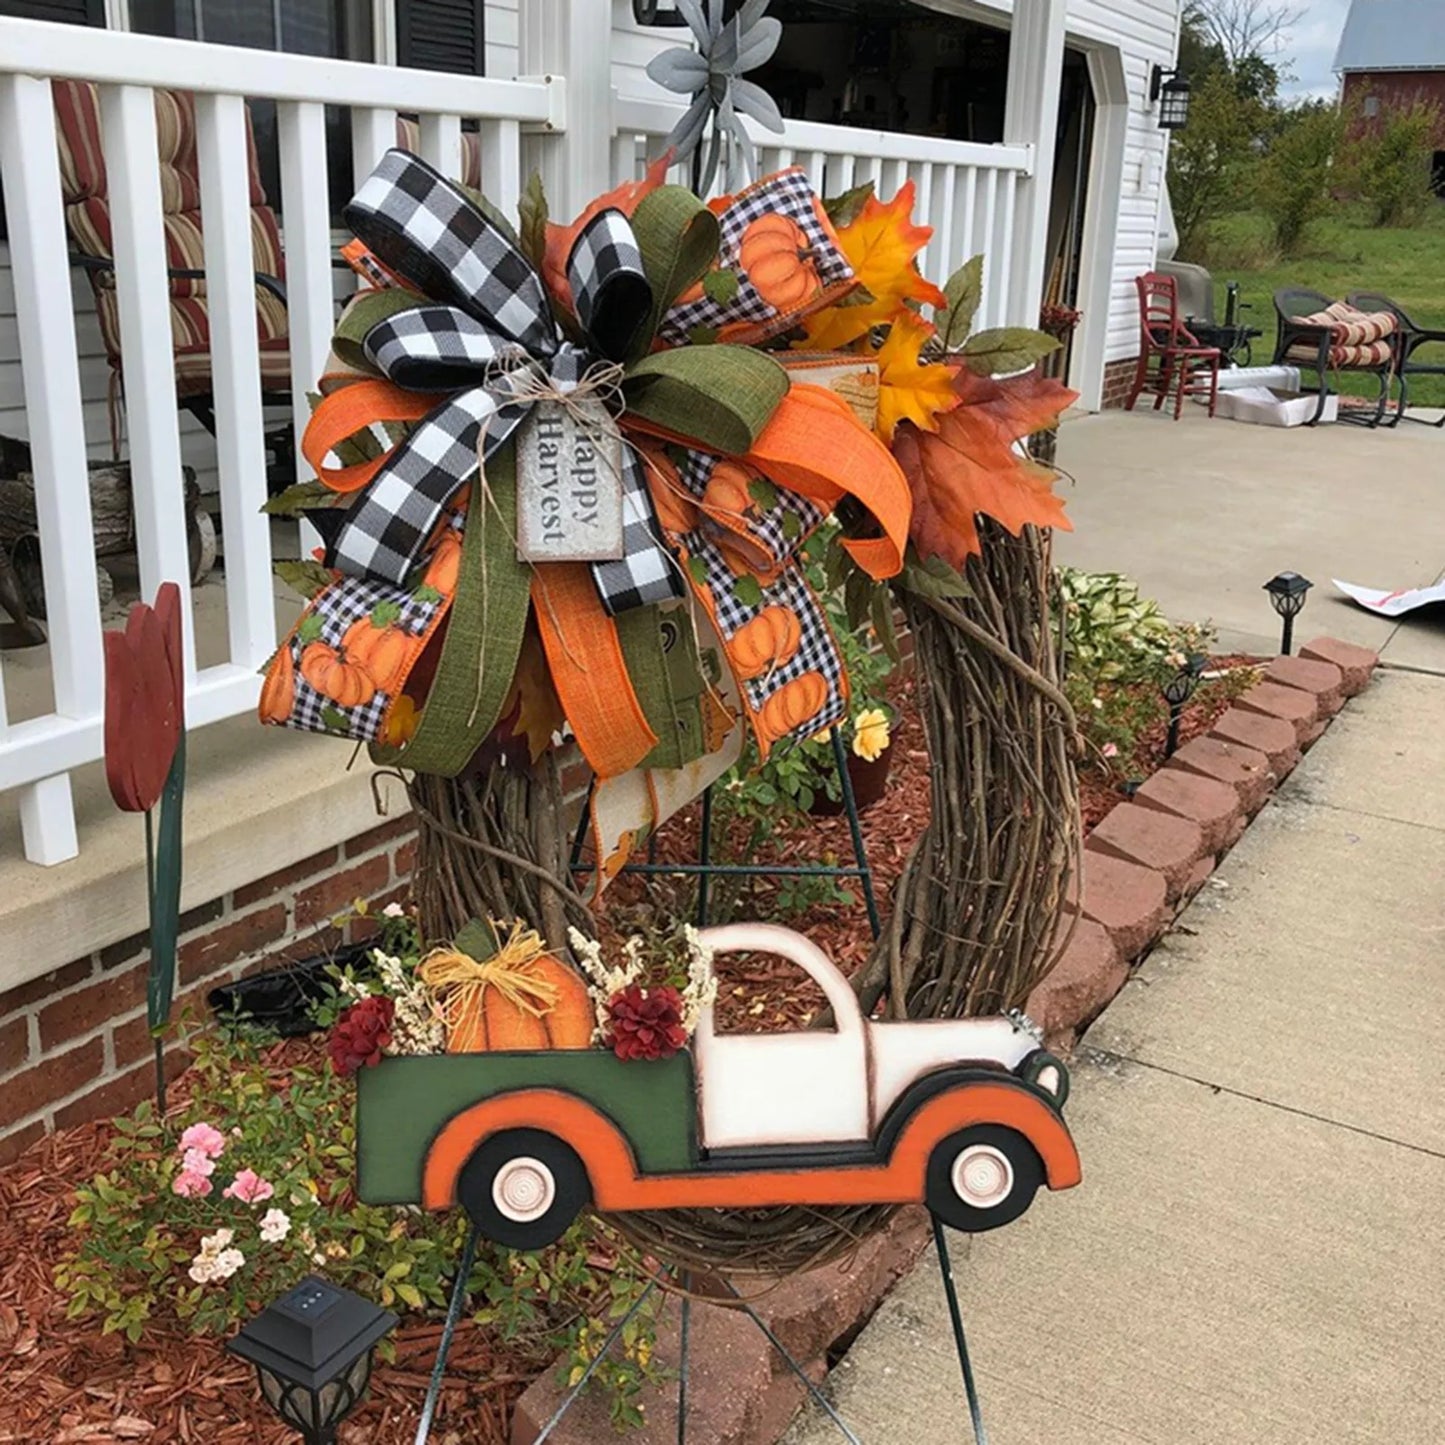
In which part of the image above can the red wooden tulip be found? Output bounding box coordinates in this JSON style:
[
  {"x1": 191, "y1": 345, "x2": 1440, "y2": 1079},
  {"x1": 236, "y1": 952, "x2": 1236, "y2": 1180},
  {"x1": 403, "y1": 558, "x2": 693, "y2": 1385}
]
[{"x1": 104, "y1": 582, "x2": 184, "y2": 813}]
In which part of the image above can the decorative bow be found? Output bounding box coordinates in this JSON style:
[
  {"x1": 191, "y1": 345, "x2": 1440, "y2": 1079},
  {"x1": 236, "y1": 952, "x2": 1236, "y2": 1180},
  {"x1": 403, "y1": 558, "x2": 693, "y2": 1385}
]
[{"x1": 305, "y1": 148, "x2": 680, "y2": 615}]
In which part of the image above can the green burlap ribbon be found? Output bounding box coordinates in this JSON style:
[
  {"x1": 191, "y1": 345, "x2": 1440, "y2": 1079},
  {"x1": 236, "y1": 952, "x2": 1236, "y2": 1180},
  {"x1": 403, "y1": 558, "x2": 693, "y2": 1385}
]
[{"x1": 370, "y1": 445, "x2": 531, "y2": 776}]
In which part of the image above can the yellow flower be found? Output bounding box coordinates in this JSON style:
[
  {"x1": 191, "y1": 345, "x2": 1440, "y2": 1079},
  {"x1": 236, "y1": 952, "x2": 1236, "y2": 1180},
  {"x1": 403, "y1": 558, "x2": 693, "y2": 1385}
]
[{"x1": 851, "y1": 708, "x2": 891, "y2": 762}]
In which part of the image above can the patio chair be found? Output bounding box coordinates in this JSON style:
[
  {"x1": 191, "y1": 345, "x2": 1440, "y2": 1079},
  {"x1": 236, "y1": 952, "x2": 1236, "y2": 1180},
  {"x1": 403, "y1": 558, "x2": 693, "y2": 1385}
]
[
  {"x1": 1347, "y1": 291, "x2": 1445, "y2": 429},
  {"x1": 1159, "y1": 259, "x2": 1260, "y2": 367},
  {"x1": 1270, "y1": 289, "x2": 1401, "y2": 429},
  {"x1": 52, "y1": 80, "x2": 296, "y2": 476},
  {"x1": 1125, "y1": 272, "x2": 1222, "y2": 420}
]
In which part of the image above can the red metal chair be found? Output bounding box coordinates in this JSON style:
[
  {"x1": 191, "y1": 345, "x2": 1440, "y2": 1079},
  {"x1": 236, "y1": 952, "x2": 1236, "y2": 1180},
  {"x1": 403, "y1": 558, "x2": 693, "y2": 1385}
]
[{"x1": 1126, "y1": 272, "x2": 1222, "y2": 419}]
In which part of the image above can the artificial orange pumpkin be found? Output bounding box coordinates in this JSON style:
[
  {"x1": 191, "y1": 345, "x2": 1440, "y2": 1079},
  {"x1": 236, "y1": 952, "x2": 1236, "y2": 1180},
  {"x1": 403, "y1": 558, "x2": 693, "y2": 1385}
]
[
  {"x1": 343, "y1": 618, "x2": 409, "y2": 693},
  {"x1": 422, "y1": 531, "x2": 461, "y2": 596},
  {"x1": 758, "y1": 670, "x2": 828, "y2": 739},
  {"x1": 730, "y1": 606, "x2": 802, "y2": 679},
  {"x1": 739, "y1": 215, "x2": 819, "y2": 311},
  {"x1": 258, "y1": 645, "x2": 296, "y2": 723},
  {"x1": 702, "y1": 459, "x2": 755, "y2": 522},
  {"x1": 447, "y1": 952, "x2": 594, "y2": 1053},
  {"x1": 300, "y1": 642, "x2": 376, "y2": 709}
]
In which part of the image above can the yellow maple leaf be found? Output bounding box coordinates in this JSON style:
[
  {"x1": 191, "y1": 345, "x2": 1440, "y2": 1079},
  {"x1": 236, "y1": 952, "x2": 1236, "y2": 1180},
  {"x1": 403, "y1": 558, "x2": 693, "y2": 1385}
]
[
  {"x1": 802, "y1": 181, "x2": 949, "y2": 351},
  {"x1": 875, "y1": 313, "x2": 959, "y2": 442}
]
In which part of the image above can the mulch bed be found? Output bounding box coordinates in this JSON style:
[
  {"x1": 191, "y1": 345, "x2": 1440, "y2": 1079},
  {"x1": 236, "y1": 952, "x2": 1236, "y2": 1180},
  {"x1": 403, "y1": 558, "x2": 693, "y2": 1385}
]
[{"x1": 0, "y1": 656, "x2": 1265, "y2": 1443}]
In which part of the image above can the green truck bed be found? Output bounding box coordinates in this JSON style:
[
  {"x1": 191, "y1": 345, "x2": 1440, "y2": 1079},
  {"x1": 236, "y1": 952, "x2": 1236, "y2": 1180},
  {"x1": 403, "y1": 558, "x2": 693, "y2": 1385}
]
[{"x1": 356, "y1": 1050, "x2": 697, "y2": 1205}]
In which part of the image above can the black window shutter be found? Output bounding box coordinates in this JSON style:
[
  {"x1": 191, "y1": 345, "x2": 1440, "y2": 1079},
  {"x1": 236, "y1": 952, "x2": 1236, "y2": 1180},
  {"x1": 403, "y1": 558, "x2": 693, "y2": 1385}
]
[
  {"x1": 0, "y1": 0, "x2": 105, "y2": 21},
  {"x1": 396, "y1": 0, "x2": 485, "y2": 74}
]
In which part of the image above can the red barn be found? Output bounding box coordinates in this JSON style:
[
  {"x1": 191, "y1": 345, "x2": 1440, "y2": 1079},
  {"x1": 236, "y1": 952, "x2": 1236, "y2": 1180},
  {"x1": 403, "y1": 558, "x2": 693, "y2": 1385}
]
[{"x1": 1335, "y1": 0, "x2": 1445, "y2": 193}]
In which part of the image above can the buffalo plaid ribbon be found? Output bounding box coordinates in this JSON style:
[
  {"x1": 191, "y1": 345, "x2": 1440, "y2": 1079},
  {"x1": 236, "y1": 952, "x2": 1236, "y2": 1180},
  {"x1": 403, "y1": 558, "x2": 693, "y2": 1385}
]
[{"x1": 325, "y1": 149, "x2": 681, "y2": 615}]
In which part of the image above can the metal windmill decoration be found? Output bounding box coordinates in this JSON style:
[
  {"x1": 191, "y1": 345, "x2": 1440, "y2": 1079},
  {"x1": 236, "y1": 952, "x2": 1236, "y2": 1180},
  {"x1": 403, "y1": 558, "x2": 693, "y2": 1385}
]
[{"x1": 646, "y1": 0, "x2": 785, "y2": 194}]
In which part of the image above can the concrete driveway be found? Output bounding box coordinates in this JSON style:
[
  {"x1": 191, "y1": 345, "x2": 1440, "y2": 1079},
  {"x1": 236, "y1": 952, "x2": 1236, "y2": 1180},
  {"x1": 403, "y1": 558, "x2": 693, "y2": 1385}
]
[{"x1": 1052, "y1": 409, "x2": 1445, "y2": 673}]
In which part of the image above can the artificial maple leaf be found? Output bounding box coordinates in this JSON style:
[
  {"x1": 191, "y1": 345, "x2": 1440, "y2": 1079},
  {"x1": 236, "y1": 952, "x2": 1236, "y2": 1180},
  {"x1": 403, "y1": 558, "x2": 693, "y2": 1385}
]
[
  {"x1": 874, "y1": 312, "x2": 959, "y2": 442},
  {"x1": 893, "y1": 368, "x2": 1078, "y2": 569},
  {"x1": 499, "y1": 628, "x2": 565, "y2": 764},
  {"x1": 801, "y1": 180, "x2": 949, "y2": 351},
  {"x1": 542, "y1": 151, "x2": 672, "y2": 313}
]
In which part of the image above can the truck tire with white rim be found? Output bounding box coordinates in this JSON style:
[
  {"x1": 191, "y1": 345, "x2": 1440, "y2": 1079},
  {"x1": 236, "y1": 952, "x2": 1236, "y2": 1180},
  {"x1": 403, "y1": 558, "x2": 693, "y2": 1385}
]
[
  {"x1": 456, "y1": 1128, "x2": 591, "y2": 1250},
  {"x1": 925, "y1": 1124, "x2": 1044, "y2": 1233}
]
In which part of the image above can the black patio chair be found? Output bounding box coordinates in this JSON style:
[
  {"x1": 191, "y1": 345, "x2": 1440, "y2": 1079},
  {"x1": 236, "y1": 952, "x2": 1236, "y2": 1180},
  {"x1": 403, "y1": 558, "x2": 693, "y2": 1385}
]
[
  {"x1": 1271, "y1": 288, "x2": 1402, "y2": 429},
  {"x1": 1348, "y1": 291, "x2": 1445, "y2": 429}
]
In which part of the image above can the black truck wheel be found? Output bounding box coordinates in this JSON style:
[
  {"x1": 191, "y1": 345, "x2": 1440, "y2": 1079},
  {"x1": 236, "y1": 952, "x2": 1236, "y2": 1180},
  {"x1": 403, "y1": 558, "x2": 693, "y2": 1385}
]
[
  {"x1": 456, "y1": 1128, "x2": 591, "y2": 1250},
  {"x1": 926, "y1": 1124, "x2": 1043, "y2": 1234}
]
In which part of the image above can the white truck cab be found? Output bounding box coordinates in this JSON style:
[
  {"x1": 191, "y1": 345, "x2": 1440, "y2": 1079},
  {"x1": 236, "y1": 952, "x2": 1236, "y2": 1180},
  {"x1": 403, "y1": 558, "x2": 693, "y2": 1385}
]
[{"x1": 694, "y1": 923, "x2": 1046, "y2": 1150}]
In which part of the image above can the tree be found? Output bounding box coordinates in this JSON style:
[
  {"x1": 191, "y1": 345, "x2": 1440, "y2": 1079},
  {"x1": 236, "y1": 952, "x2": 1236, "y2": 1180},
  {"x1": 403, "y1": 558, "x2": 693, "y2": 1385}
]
[
  {"x1": 1346, "y1": 100, "x2": 1442, "y2": 228},
  {"x1": 1185, "y1": 0, "x2": 1302, "y2": 70},
  {"x1": 1254, "y1": 101, "x2": 1344, "y2": 253},
  {"x1": 1167, "y1": 67, "x2": 1264, "y2": 256}
]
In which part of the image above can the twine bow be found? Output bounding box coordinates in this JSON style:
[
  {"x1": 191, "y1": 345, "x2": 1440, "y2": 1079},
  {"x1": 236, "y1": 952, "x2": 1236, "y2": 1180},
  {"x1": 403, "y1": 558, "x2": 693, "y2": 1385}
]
[
  {"x1": 417, "y1": 920, "x2": 559, "y2": 1031},
  {"x1": 305, "y1": 148, "x2": 680, "y2": 617}
]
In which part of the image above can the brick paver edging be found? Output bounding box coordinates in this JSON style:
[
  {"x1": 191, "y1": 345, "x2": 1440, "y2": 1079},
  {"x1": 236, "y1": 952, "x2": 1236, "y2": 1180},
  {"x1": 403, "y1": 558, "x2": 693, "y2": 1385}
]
[{"x1": 1025, "y1": 636, "x2": 1379, "y2": 1051}]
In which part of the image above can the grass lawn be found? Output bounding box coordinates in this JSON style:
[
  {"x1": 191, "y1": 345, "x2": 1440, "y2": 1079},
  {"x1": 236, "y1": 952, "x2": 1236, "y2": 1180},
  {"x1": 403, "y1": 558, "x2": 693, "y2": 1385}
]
[{"x1": 1190, "y1": 206, "x2": 1445, "y2": 408}]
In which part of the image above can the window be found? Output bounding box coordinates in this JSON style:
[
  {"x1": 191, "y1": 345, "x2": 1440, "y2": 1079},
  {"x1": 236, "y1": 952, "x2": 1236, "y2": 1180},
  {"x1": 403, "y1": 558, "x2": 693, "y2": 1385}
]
[
  {"x1": 0, "y1": 0, "x2": 104, "y2": 21},
  {"x1": 129, "y1": 0, "x2": 373, "y2": 59},
  {"x1": 1363, "y1": 95, "x2": 1380, "y2": 119}
]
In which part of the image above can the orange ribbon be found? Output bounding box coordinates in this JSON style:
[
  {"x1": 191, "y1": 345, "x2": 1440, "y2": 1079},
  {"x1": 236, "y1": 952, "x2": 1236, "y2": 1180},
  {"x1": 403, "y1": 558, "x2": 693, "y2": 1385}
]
[{"x1": 531, "y1": 564, "x2": 658, "y2": 780}]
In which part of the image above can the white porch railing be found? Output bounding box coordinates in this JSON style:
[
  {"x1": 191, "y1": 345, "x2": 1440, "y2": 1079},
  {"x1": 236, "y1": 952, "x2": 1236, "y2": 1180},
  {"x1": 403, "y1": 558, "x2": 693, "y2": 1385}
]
[
  {"x1": 610, "y1": 97, "x2": 1036, "y2": 332},
  {"x1": 0, "y1": 17, "x2": 561, "y2": 865}
]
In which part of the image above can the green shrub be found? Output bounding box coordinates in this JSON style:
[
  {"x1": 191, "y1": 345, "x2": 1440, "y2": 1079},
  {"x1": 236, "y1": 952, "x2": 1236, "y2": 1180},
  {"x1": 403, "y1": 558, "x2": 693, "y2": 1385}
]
[
  {"x1": 1168, "y1": 68, "x2": 1266, "y2": 256},
  {"x1": 1255, "y1": 102, "x2": 1344, "y2": 254},
  {"x1": 54, "y1": 1019, "x2": 659, "y2": 1429},
  {"x1": 1056, "y1": 569, "x2": 1215, "y2": 769},
  {"x1": 1348, "y1": 100, "x2": 1442, "y2": 228}
]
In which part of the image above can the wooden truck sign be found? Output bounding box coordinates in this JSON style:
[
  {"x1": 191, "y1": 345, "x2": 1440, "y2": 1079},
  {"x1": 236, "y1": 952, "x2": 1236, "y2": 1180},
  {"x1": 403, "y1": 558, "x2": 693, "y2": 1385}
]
[{"x1": 357, "y1": 924, "x2": 1081, "y2": 1249}]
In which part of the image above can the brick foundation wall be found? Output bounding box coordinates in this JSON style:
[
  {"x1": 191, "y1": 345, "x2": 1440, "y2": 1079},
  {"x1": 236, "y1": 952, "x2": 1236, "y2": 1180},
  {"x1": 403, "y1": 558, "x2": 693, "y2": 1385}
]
[
  {"x1": 0, "y1": 815, "x2": 417, "y2": 1165},
  {"x1": 1101, "y1": 357, "x2": 1139, "y2": 410}
]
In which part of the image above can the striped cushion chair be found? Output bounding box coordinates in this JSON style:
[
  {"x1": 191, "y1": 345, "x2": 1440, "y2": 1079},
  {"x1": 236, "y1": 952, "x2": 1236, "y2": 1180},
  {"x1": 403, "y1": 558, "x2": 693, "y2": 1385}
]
[
  {"x1": 393, "y1": 116, "x2": 484, "y2": 188},
  {"x1": 52, "y1": 81, "x2": 292, "y2": 449},
  {"x1": 1272, "y1": 289, "x2": 1402, "y2": 428}
]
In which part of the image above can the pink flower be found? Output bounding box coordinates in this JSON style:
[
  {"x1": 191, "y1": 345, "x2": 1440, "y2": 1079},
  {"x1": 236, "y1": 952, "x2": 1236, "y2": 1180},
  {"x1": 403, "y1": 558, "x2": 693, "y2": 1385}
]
[
  {"x1": 172, "y1": 1169, "x2": 213, "y2": 1199},
  {"x1": 1101, "y1": 743, "x2": 1119, "y2": 759},
  {"x1": 223, "y1": 1168, "x2": 275, "y2": 1205},
  {"x1": 181, "y1": 1148, "x2": 216, "y2": 1177},
  {"x1": 179, "y1": 1123, "x2": 226, "y2": 1160}
]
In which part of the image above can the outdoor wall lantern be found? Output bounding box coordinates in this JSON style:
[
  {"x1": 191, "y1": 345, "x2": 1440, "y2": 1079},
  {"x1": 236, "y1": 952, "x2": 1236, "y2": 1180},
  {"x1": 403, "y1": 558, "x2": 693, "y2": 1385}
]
[
  {"x1": 228, "y1": 1276, "x2": 397, "y2": 1445},
  {"x1": 1150, "y1": 65, "x2": 1192, "y2": 131},
  {"x1": 632, "y1": 0, "x2": 691, "y2": 24},
  {"x1": 1263, "y1": 572, "x2": 1313, "y2": 655},
  {"x1": 1162, "y1": 654, "x2": 1208, "y2": 758}
]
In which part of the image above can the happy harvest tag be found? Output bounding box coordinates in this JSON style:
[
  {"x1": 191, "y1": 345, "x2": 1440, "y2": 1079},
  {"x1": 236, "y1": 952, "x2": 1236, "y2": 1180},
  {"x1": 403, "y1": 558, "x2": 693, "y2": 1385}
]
[{"x1": 516, "y1": 398, "x2": 625, "y2": 562}]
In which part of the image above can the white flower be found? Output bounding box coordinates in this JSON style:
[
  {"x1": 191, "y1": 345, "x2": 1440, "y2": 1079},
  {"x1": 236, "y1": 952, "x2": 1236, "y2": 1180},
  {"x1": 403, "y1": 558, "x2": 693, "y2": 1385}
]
[
  {"x1": 200, "y1": 1227, "x2": 234, "y2": 1254},
  {"x1": 188, "y1": 1255, "x2": 217, "y2": 1285},
  {"x1": 259, "y1": 1208, "x2": 291, "y2": 1243},
  {"x1": 210, "y1": 1248, "x2": 245, "y2": 1281},
  {"x1": 383, "y1": 901, "x2": 406, "y2": 918}
]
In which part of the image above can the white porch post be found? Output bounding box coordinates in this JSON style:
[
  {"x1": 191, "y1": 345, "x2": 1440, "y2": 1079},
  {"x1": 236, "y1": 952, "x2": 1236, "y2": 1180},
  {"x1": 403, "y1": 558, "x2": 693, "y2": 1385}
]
[
  {"x1": 518, "y1": 0, "x2": 608, "y2": 219},
  {"x1": 1002, "y1": 0, "x2": 1067, "y2": 327}
]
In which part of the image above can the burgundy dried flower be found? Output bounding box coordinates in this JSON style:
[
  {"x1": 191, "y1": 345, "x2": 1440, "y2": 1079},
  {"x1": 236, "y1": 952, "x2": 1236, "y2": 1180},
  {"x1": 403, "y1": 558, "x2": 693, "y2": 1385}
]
[
  {"x1": 103, "y1": 581, "x2": 184, "y2": 813},
  {"x1": 606, "y1": 985, "x2": 687, "y2": 1062},
  {"x1": 329, "y1": 995, "x2": 395, "y2": 1076}
]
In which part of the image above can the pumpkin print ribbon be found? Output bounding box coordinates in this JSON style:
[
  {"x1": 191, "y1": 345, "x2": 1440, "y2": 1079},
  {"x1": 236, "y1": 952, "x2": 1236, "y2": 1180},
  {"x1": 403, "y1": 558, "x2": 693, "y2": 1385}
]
[{"x1": 306, "y1": 147, "x2": 680, "y2": 615}]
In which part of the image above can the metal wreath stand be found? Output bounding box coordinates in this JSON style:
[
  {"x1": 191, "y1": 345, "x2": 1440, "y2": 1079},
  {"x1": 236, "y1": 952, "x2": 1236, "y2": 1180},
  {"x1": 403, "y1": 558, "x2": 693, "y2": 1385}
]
[{"x1": 406, "y1": 522, "x2": 1079, "y2": 1445}]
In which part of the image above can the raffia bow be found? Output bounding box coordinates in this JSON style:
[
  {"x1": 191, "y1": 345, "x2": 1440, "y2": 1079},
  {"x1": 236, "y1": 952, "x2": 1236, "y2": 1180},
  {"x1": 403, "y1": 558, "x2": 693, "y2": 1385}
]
[{"x1": 417, "y1": 920, "x2": 558, "y2": 1031}]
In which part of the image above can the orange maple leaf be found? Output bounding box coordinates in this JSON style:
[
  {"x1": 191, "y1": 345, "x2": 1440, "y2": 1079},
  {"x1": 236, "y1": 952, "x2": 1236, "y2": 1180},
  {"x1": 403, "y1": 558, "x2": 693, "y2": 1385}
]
[
  {"x1": 542, "y1": 151, "x2": 672, "y2": 314},
  {"x1": 802, "y1": 180, "x2": 949, "y2": 351},
  {"x1": 893, "y1": 369, "x2": 1078, "y2": 569},
  {"x1": 875, "y1": 312, "x2": 959, "y2": 442},
  {"x1": 498, "y1": 628, "x2": 565, "y2": 764}
]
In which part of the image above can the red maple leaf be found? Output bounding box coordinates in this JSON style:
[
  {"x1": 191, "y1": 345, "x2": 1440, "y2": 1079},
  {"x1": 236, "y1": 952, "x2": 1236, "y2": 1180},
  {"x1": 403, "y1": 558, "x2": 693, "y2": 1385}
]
[{"x1": 893, "y1": 369, "x2": 1078, "y2": 570}]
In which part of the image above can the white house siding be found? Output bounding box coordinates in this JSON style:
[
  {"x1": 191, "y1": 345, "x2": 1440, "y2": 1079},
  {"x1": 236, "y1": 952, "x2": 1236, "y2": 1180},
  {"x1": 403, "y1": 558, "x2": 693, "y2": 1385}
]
[{"x1": 1064, "y1": 0, "x2": 1180, "y2": 368}]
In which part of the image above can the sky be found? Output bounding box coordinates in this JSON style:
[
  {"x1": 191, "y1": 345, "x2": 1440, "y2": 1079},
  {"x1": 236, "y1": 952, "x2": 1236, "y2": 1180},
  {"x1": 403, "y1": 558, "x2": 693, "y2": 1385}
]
[{"x1": 1273, "y1": 0, "x2": 1353, "y2": 100}]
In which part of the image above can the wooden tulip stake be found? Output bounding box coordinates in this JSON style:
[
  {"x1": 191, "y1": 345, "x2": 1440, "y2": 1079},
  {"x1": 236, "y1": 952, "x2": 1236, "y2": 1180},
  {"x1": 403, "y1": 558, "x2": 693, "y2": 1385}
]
[{"x1": 102, "y1": 583, "x2": 186, "y2": 1115}]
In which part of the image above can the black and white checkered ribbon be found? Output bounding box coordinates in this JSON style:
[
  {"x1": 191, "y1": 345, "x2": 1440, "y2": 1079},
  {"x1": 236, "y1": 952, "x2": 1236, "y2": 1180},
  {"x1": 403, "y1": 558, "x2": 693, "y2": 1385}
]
[{"x1": 325, "y1": 149, "x2": 681, "y2": 614}]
